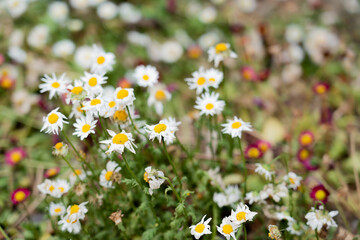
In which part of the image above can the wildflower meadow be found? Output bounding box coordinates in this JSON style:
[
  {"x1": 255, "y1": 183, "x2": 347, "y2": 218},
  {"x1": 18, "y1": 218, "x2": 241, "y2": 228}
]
[{"x1": 1, "y1": 0, "x2": 360, "y2": 239}]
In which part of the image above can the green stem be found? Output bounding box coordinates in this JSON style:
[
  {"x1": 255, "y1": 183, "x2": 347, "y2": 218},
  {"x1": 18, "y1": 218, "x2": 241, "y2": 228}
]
[
  {"x1": 126, "y1": 106, "x2": 146, "y2": 137},
  {"x1": 208, "y1": 116, "x2": 215, "y2": 161},
  {"x1": 162, "y1": 140, "x2": 182, "y2": 189},
  {"x1": 211, "y1": 202, "x2": 217, "y2": 240},
  {"x1": 61, "y1": 156, "x2": 82, "y2": 182},
  {"x1": 238, "y1": 139, "x2": 247, "y2": 198},
  {"x1": 61, "y1": 130, "x2": 83, "y2": 161},
  {"x1": 0, "y1": 225, "x2": 10, "y2": 240},
  {"x1": 315, "y1": 230, "x2": 320, "y2": 240},
  {"x1": 243, "y1": 224, "x2": 247, "y2": 240}
]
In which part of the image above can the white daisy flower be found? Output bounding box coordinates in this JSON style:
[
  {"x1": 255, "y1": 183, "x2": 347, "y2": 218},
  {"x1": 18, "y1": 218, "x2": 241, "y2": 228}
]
[
  {"x1": 100, "y1": 130, "x2": 137, "y2": 154},
  {"x1": 69, "y1": 169, "x2": 88, "y2": 185},
  {"x1": 66, "y1": 80, "x2": 87, "y2": 104},
  {"x1": 69, "y1": 103, "x2": 86, "y2": 119},
  {"x1": 73, "y1": 115, "x2": 97, "y2": 140},
  {"x1": 81, "y1": 72, "x2": 107, "y2": 97},
  {"x1": 275, "y1": 211, "x2": 295, "y2": 222},
  {"x1": 66, "y1": 202, "x2": 88, "y2": 221},
  {"x1": 97, "y1": 1, "x2": 117, "y2": 20},
  {"x1": 49, "y1": 202, "x2": 66, "y2": 216},
  {"x1": 213, "y1": 185, "x2": 241, "y2": 208},
  {"x1": 52, "y1": 142, "x2": 69, "y2": 156},
  {"x1": 47, "y1": 1, "x2": 69, "y2": 23},
  {"x1": 52, "y1": 39, "x2": 75, "y2": 58},
  {"x1": 189, "y1": 215, "x2": 212, "y2": 239},
  {"x1": 245, "y1": 191, "x2": 263, "y2": 205},
  {"x1": 229, "y1": 203, "x2": 257, "y2": 225},
  {"x1": 6, "y1": 0, "x2": 28, "y2": 18},
  {"x1": 194, "y1": 92, "x2": 225, "y2": 116},
  {"x1": 206, "y1": 68, "x2": 223, "y2": 89},
  {"x1": 143, "y1": 166, "x2": 165, "y2": 195},
  {"x1": 74, "y1": 45, "x2": 95, "y2": 69},
  {"x1": 286, "y1": 221, "x2": 307, "y2": 236},
  {"x1": 216, "y1": 216, "x2": 239, "y2": 240},
  {"x1": 221, "y1": 116, "x2": 252, "y2": 138},
  {"x1": 283, "y1": 172, "x2": 302, "y2": 190},
  {"x1": 81, "y1": 95, "x2": 106, "y2": 117},
  {"x1": 90, "y1": 45, "x2": 116, "y2": 74},
  {"x1": 207, "y1": 43, "x2": 237, "y2": 67},
  {"x1": 260, "y1": 183, "x2": 288, "y2": 202},
  {"x1": 185, "y1": 67, "x2": 209, "y2": 94},
  {"x1": 134, "y1": 65, "x2": 159, "y2": 87},
  {"x1": 114, "y1": 87, "x2": 136, "y2": 106},
  {"x1": 305, "y1": 205, "x2": 338, "y2": 232},
  {"x1": 39, "y1": 73, "x2": 69, "y2": 99},
  {"x1": 99, "y1": 161, "x2": 121, "y2": 188},
  {"x1": 144, "y1": 119, "x2": 176, "y2": 144},
  {"x1": 58, "y1": 214, "x2": 82, "y2": 234},
  {"x1": 37, "y1": 179, "x2": 70, "y2": 198},
  {"x1": 147, "y1": 84, "x2": 171, "y2": 115},
  {"x1": 41, "y1": 108, "x2": 68, "y2": 135},
  {"x1": 254, "y1": 164, "x2": 275, "y2": 181}
]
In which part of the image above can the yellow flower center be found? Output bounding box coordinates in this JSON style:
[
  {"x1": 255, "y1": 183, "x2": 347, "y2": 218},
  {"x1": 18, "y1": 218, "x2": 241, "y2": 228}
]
[
  {"x1": 55, "y1": 142, "x2": 63, "y2": 150},
  {"x1": 105, "y1": 171, "x2": 113, "y2": 181},
  {"x1": 48, "y1": 113, "x2": 59, "y2": 124},
  {"x1": 77, "y1": 106, "x2": 84, "y2": 113},
  {"x1": 88, "y1": 77, "x2": 97, "y2": 87},
  {"x1": 51, "y1": 82, "x2": 60, "y2": 88},
  {"x1": 299, "y1": 149, "x2": 309, "y2": 160},
  {"x1": 154, "y1": 123, "x2": 167, "y2": 133},
  {"x1": 70, "y1": 205, "x2": 80, "y2": 215},
  {"x1": 289, "y1": 178, "x2": 295, "y2": 184},
  {"x1": 155, "y1": 90, "x2": 166, "y2": 101},
  {"x1": 236, "y1": 211, "x2": 246, "y2": 221},
  {"x1": 144, "y1": 172, "x2": 149, "y2": 183},
  {"x1": 74, "y1": 169, "x2": 82, "y2": 176},
  {"x1": 222, "y1": 224, "x2": 233, "y2": 234},
  {"x1": 82, "y1": 124, "x2": 91, "y2": 133},
  {"x1": 97, "y1": 56, "x2": 105, "y2": 64},
  {"x1": 205, "y1": 103, "x2": 214, "y2": 110},
  {"x1": 215, "y1": 43, "x2": 227, "y2": 53},
  {"x1": 113, "y1": 110, "x2": 128, "y2": 122},
  {"x1": 58, "y1": 187, "x2": 65, "y2": 193},
  {"x1": 315, "y1": 189, "x2": 326, "y2": 200},
  {"x1": 231, "y1": 121, "x2": 242, "y2": 129},
  {"x1": 47, "y1": 168, "x2": 58, "y2": 177},
  {"x1": 71, "y1": 86, "x2": 83, "y2": 94},
  {"x1": 14, "y1": 191, "x2": 26, "y2": 202},
  {"x1": 108, "y1": 101, "x2": 116, "y2": 108},
  {"x1": 209, "y1": 78, "x2": 215, "y2": 82},
  {"x1": 316, "y1": 85, "x2": 326, "y2": 94},
  {"x1": 54, "y1": 208, "x2": 62, "y2": 213},
  {"x1": 90, "y1": 99, "x2": 101, "y2": 106},
  {"x1": 11, "y1": 152, "x2": 21, "y2": 163},
  {"x1": 112, "y1": 133, "x2": 128, "y2": 144},
  {"x1": 117, "y1": 89, "x2": 129, "y2": 99},
  {"x1": 143, "y1": 75, "x2": 149, "y2": 81},
  {"x1": 258, "y1": 143, "x2": 268, "y2": 152},
  {"x1": 195, "y1": 223, "x2": 205, "y2": 233},
  {"x1": 248, "y1": 148, "x2": 260, "y2": 158},
  {"x1": 301, "y1": 134, "x2": 312, "y2": 145},
  {"x1": 1, "y1": 77, "x2": 12, "y2": 89},
  {"x1": 49, "y1": 185, "x2": 55, "y2": 192},
  {"x1": 197, "y1": 77, "x2": 206, "y2": 85}
]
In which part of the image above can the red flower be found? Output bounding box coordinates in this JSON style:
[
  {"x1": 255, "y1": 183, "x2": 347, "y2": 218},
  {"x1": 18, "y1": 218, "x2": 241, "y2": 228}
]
[
  {"x1": 298, "y1": 131, "x2": 314, "y2": 147},
  {"x1": 313, "y1": 83, "x2": 330, "y2": 95},
  {"x1": 5, "y1": 147, "x2": 26, "y2": 166},
  {"x1": 11, "y1": 188, "x2": 30, "y2": 205},
  {"x1": 240, "y1": 66, "x2": 258, "y2": 82},
  {"x1": 44, "y1": 167, "x2": 60, "y2": 178},
  {"x1": 310, "y1": 185, "x2": 329, "y2": 203},
  {"x1": 255, "y1": 140, "x2": 271, "y2": 153},
  {"x1": 245, "y1": 144, "x2": 263, "y2": 159}
]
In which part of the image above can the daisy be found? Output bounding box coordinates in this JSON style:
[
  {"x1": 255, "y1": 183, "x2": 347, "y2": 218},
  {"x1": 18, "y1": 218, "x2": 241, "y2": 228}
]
[
  {"x1": 310, "y1": 184, "x2": 330, "y2": 203},
  {"x1": 298, "y1": 131, "x2": 314, "y2": 147},
  {"x1": 185, "y1": 67, "x2": 209, "y2": 94},
  {"x1": 143, "y1": 166, "x2": 165, "y2": 195},
  {"x1": 147, "y1": 84, "x2": 171, "y2": 115},
  {"x1": 208, "y1": 43, "x2": 237, "y2": 67},
  {"x1": 206, "y1": 68, "x2": 223, "y2": 89},
  {"x1": 229, "y1": 203, "x2": 257, "y2": 225},
  {"x1": 268, "y1": 225, "x2": 282, "y2": 240},
  {"x1": 254, "y1": 163, "x2": 275, "y2": 181},
  {"x1": 100, "y1": 130, "x2": 137, "y2": 154},
  {"x1": 213, "y1": 185, "x2": 241, "y2": 208},
  {"x1": 81, "y1": 72, "x2": 107, "y2": 96},
  {"x1": 5, "y1": 147, "x2": 26, "y2": 166},
  {"x1": 69, "y1": 169, "x2": 88, "y2": 185},
  {"x1": 91, "y1": 46, "x2": 116, "y2": 74},
  {"x1": 283, "y1": 172, "x2": 302, "y2": 190},
  {"x1": 66, "y1": 80, "x2": 87, "y2": 104},
  {"x1": 221, "y1": 116, "x2": 252, "y2": 138},
  {"x1": 41, "y1": 108, "x2": 68, "y2": 135},
  {"x1": 82, "y1": 95, "x2": 106, "y2": 117},
  {"x1": 305, "y1": 205, "x2": 338, "y2": 231},
  {"x1": 194, "y1": 92, "x2": 225, "y2": 116},
  {"x1": 69, "y1": 103, "x2": 86, "y2": 119},
  {"x1": 49, "y1": 202, "x2": 66, "y2": 216},
  {"x1": 66, "y1": 202, "x2": 88, "y2": 221},
  {"x1": 114, "y1": 87, "x2": 136, "y2": 106},
  {"x1": 189, "y1": 215, "x2": 212, "y2": 239},
  {"x1": 216, "y1": 216, "x2": 239, "y2": 240},
  {"x1": 245, "y1": 191, "x2": 263, "y2": 205},
  {"x1": 58, "y1": 214, "x2": 82, "y2": 234},
  {"x1": 52, "y1": 142, "x2": 68, "y2": 156},
  {"x1": 286, "y1": 221, "x2": 306, "y2": 236},
  {"x1": 37, "y1": 179, "x2": 70, "y2": 198},
  {"x1": 99, "y1": 161, "x2": 121, "y2": 188},
  {"x1": 39, "y1": 73, "x2": 69, "y2": 99},
  {"x1": 11, "y1": 188, "x2": 30, "y2": 205},
  {"x1": 73, "y1": 115, "x2": 97, "y2": 140},
  {"x1": 144, "y1": 119, "x2": 176, "y2": 144},
  {"x1": 134, "y1": 65, "x2": 159, "y2": 87}
]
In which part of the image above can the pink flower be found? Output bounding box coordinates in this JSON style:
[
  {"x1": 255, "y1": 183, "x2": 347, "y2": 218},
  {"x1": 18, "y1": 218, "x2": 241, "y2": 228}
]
[
  {"x1": 44, "y1": 167, "x2": 60, "y2": 178},
  {"x1": 245, "y1": 144, "x2": 263, "y2": 159},
  {"x1": 240, "y1": 66, "x2": 258, "y2": 82},
  {"x1": 5, "y1": 147, "x2": 26, "y2": 166},
  {"x1": 310, "y1": 184, "x2": 329, "y2": 203},
  {"x1": 298, "y1": 131, "x2": 314, "y2": 147},
  {"x1": 255, "y1": 140, "x2": 271, "y2": 153},
  {"x1": 297, "y1": 148, "x2": 312, "y2": 163},
  {"x1": 313, "y1": 82, "x2": 330, "y2": 95},
  {"x1": 11, "y1": 188, "x2": 30, "y2": 205}
]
